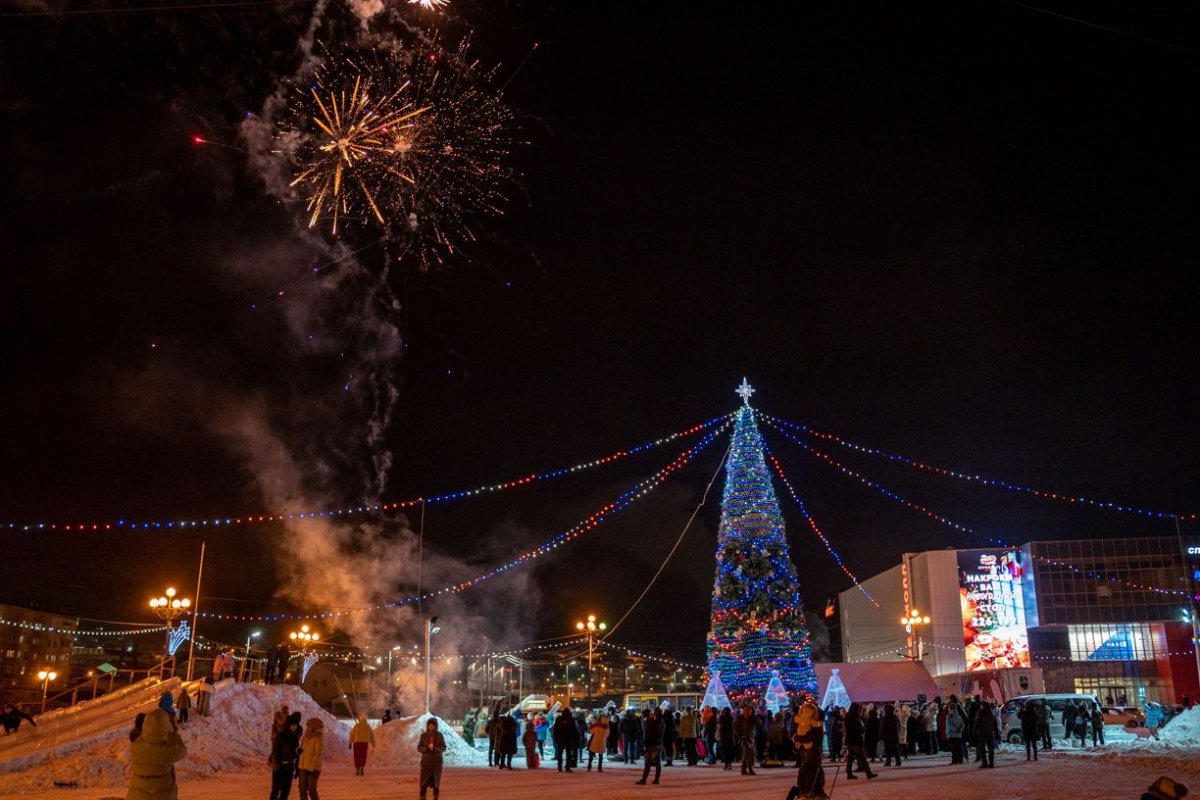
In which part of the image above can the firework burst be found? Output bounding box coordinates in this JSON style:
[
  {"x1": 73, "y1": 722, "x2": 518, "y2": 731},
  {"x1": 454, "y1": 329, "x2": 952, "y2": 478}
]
[{"x1": 283, "y1": 40, "x2": 518, "y2": 268}]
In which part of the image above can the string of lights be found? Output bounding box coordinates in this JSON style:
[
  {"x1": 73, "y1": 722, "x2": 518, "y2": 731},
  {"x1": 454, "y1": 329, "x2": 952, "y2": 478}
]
[
  {"x1": 197, "y1": 421, "x2": 732, "y2": 622},
  {"x1": 761, "y1": 411, "x2": 1198, "y2": 521},
  {"x1": 432, "y1": 637, "x2": 590, "y2": 662},
  {"x1": 597, "y1": 640, "x2": 706, "y2": 671},
  {"x1": 764, "y1": 449, "x2": 877, "y2": 606},
  {"x1": 763, "y1": 417, "x2": 1196, "y2": 599},
  {"x1": 0, "y1": 617, "x2": 170, "y2": 637},
  {"x1": 3, "y1": 413, "x2": 730, "y2": 533}
]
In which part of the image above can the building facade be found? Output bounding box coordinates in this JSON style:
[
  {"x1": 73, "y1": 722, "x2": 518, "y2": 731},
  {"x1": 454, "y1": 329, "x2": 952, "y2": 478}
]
[
  {"x1": 0, "y1": 604, "x2": 78, "y2": 695},
  {"x1": 839, "y1": 537, "x2": 1200, "y2": 705}
]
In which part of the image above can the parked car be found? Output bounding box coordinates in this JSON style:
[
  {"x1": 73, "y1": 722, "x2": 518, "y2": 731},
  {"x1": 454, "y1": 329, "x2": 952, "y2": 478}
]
[
  {"x1": 999, "y1": 693, "x2": 1101, "y2": 744},
  {"x1": 1101, "y1": 705, "x2": 1142, "y2": 727}
]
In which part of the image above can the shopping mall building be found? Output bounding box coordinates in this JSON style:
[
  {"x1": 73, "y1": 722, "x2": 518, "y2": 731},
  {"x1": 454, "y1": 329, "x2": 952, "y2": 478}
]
[{"x1": 835, "y1": 536, "x2": 1200, "y2": 705}]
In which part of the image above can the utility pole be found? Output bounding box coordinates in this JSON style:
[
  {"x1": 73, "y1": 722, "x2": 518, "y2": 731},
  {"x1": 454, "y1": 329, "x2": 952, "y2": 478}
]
[{"x1": 186, "y1": 541, "x2": 205, "y2": 681}]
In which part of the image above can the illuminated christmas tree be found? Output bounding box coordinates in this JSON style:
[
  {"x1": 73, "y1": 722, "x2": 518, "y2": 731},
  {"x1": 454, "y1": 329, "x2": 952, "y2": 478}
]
[{"x1": 707, "y1": 379, "x2": 817, "y2": 702}]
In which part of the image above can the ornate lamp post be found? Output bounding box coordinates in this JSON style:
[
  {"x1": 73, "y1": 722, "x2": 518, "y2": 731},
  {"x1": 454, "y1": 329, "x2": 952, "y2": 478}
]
[
  {"x1": 902, "y1": 608, "x2": 931, "y2": 661},
  {"x1": 574, "y1": 614, "x2": 607, "y2": 703},
  {"x1": 149, "y1": 586, "x2": 191, "y2": 674},
  {"x1": 289, "y1": 624, "x2": 321, "y2": 682}
]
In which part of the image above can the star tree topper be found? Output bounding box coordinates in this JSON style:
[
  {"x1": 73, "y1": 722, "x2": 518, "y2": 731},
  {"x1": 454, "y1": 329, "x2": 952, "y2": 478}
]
[{"x1": 736, "y1": 377, "x2": 756, "y2": 406}]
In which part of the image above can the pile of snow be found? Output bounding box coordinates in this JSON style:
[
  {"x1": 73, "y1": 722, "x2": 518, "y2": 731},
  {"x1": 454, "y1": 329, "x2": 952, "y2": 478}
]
[
  {"x1": 373, "y1": 713, "x2": 487, "y2": 767},
  {"x1": 1162, "y1": 707, "x2": 1200, "y2": 745},
  {"x1": 0, "y1": 680, "x2": 348, "y2": 793}
]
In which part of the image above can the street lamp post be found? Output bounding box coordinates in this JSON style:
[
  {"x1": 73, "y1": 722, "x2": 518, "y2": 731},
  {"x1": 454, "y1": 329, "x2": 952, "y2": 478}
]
[
  {"x1": 424, "y1": 616, "x2": 440, "y2": 715},
  {"x1": 37, "y1": 669, "x2": 57, "y2": 714},
  {"x1": 574, "y1": 614, "x2": 607, "y2": 703},
  {"x1": 148, "y1": 586, "x2": 191, "y2": 676},
  {"x1": 902, "y1": 608, "x2": 932, "y2": 661}
]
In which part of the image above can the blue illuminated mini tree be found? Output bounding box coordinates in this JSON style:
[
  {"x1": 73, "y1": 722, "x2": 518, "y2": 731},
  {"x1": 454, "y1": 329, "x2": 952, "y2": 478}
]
[{"x1": 706, "y1": 380, "x2": 817, "y2": 702}]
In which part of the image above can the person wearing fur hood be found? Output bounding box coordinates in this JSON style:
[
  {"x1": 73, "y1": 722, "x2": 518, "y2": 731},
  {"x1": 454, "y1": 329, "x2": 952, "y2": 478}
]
[{"x1": 126, "y1": 708, "x2": 187, "y2": 800}]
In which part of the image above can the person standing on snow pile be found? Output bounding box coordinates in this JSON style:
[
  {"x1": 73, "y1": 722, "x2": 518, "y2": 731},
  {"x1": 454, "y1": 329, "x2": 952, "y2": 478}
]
[
  {"x1": 268, "y1": 711, "x2": 302, "y2": 800},
  {"x1": 348, "y1": 713, "x2": 375, "y2": 776},
  {"x1": 157, "y1": 690, "x2": 176, "y2": 730},
  {"x1": 1145, "y1": 701, "x2": 1165, "y2": 740},
  {"x1": 175, "y1": 685, "x2": 190, "y2": 725},
  {"x1": 418, "y1": 718, "x2": 447, "y2": 800},
  {"x1": 126, "y1": 708, "x2": 186, "y2": 800},
  {"x1": 297, "y1": 717, "x2": 325, "y2": 800}
]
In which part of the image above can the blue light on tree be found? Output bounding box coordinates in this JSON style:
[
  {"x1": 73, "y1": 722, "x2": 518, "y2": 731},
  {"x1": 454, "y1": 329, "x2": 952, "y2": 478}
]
[{"x1": 706, "y1": 381, "x2": 817, "y2": 703}]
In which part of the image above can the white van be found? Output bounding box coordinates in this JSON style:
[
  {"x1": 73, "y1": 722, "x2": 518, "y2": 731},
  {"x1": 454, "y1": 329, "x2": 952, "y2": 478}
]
[{"x1": 999, "y1": 693, "x2": 1101, "y2": 744}]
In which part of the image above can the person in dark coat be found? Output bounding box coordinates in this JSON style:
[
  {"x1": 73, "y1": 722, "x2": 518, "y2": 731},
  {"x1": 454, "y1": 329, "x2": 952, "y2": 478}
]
[
  {"x1": 973, "y1": 701, "x2": 996, "y2": 768},
  {"x1": 619, "y1": 709, "x2": 641, "y2": 764},
  {"x1": 881, "y1": 704, "x2": 902, "y2": 766},
  {"x1": 865, "y1": 706, "x2": 881, "y2": 762},
  {"x1": 1018, "y1": 700, "x2": 1040, "y2": 761},
  {"x1": 718, "y1": 707, "x2": 736, "y2": 770},
  {"x1": 843, "y1": 702, "x2": 878, "y2": 780},
  {"x1": 606, "y1": 709, "x2": 621, "y2": 756},
  {"x1": 497, "y1": 714, "x2": 518, "y2": 769},
  {"x1": 826, "y1": 707, "x2": 844, "y2": 763},
  {"x1": 661, "y1": 705, "x2": 676, "y2": 766},
  {"x1": 269, "y1": 712, "x2": 302, "y2": 800},
  {"x1": 636, "y1": 709, "x2": 663, "y2": 785},
  {"x1": 733, "y1": 704, "x2": 760, "y2": 776},
  {"x1": 1, "y1": 704, "x2": 36, "y2": 735},
  {"x1": 264, "y1": 644, "x2": 280, "y2": 684},
  {"x1": 418, "y1": 718, "x2": 447, "y2": 799},
  {"x1": 553, "y1": 707, "x2": 579, "y2": 772},
  {"x1": 703, "y1": 706, "x2": 718, "y2": 765}
]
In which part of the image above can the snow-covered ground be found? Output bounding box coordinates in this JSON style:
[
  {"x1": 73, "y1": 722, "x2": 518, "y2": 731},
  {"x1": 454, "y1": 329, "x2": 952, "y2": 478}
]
[
  {"x1": 3, "y1": 682, "x2": 1198, "y2": 799},
  {"x1": 8, "y1": 752, "x2": 1200, "y2": 800},
  {"x1": 0, "y1": 679, "x2": 476, "y2": 794}
]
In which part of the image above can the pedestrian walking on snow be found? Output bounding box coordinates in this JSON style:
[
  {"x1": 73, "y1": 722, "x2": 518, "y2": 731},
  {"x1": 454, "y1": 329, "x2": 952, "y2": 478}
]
[
  {"x1": 587, "y1": 712, "x2": 608, "y2": 771},
  {"x1": 418, "y1": 718, "x2": 447, "y2": 800},
  {"x1": 298, "y1": 718, "x2": 325, "y2": 800},
  {"x1": 636, "y1": 708, "x2": 664, "y2": 785},
  {"x1": 349, "y1": 713, "x2": 375, "y2": 775},
  {"x1": 269, "y1": 712, "x2": 302, "y2": 800}
]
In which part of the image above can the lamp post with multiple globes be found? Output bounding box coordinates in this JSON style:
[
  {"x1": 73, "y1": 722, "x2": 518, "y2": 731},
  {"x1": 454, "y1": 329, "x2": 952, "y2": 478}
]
[
  {"x1": 902, "y1": 608, "x2": 931, "y2": 661},
  {"x1": 148, "y1": 587, "x2": 191, "y2": 674}
]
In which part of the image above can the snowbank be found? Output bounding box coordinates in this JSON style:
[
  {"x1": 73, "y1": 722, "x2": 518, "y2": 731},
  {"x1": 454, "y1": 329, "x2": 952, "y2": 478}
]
[
  {"x1": 0, "y1": 681, "x2": 348, "y2": 793},
  {"x1": 1163, "y1": 706, "x2": 1200, "y2": 744},
  {"x1": 373, "y1": 713, "x2": 487, "y2": 767}
]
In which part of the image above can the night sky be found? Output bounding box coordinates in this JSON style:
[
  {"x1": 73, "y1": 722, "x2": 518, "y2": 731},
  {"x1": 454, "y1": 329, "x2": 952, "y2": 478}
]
[{"x1": 2, "y1": 1, "x2": 1199, "y2": 662}]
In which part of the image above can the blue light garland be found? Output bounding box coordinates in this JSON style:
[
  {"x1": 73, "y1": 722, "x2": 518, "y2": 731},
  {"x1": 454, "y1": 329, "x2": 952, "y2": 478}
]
[
  {"x1": 4, "y1": 413, "x2": 731, "y2": 533},
  {"x1": 761, "y1": 411, "x2": 1197, "y2": 521}
]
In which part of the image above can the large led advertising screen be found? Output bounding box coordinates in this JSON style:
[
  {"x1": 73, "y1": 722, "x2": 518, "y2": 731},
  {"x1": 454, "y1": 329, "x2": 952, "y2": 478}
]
[{"x1": 958, "y1": 549, "x2": 1031, "y2": 671}]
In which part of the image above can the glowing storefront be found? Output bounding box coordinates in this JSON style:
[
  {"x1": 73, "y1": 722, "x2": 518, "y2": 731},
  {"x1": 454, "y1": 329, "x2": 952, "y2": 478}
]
[{"x1": 839, "y1": 537, "x2": 1199, "y2": 705}]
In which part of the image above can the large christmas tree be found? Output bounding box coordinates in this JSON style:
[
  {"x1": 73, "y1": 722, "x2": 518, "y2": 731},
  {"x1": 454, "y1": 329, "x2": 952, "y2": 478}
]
[{"x1": 706, "y1": 380, "x2": 817, "y2": 702}]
